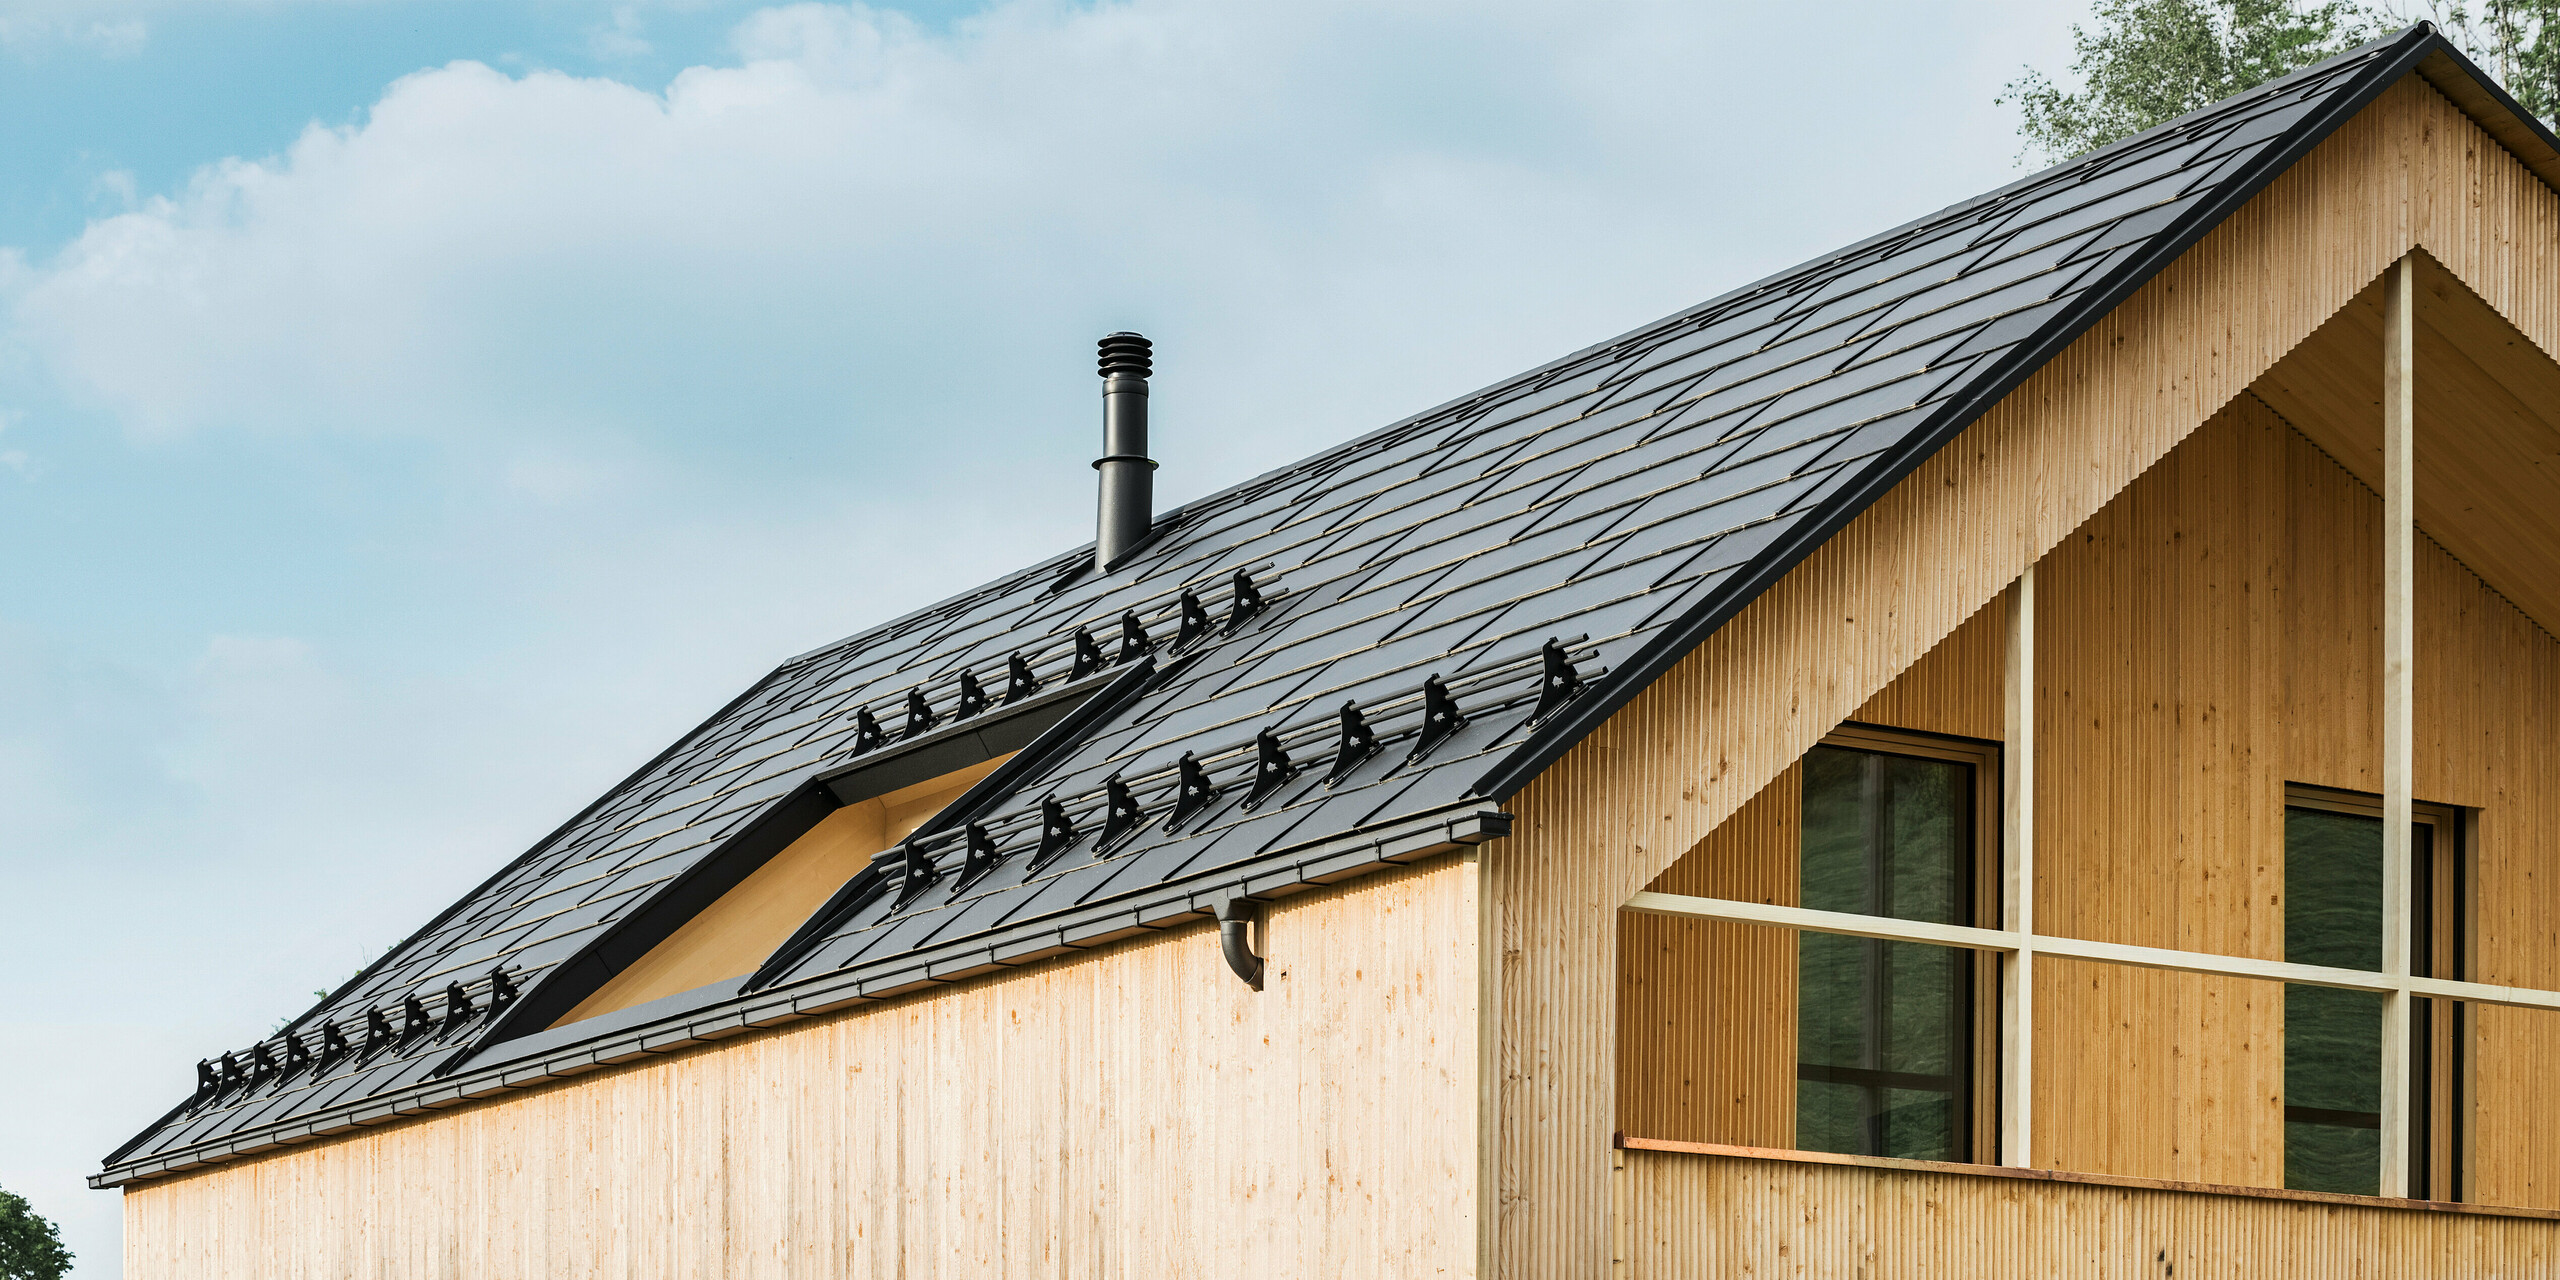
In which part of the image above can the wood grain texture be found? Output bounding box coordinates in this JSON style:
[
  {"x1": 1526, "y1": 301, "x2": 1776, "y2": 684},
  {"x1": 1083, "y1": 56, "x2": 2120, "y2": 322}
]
[
  {"x1": 2031, "y1": 398, "x2": 2288, "y2": 1189},
  {"x1": 1617, "y1": 391, "x2": 2560, "y2": 1204},
  {"x1": 1496, "y1": 74, "x2": 2560, "y2": 1274},
  {"x1": 1619, "y1": 1148, "x2": 2560, "y2": 1276},
  {"x1": 1613, "y1": 764, "x2": 1802, "y2": 1147},
  {"x1": 1618, "y1": 393, "x2": 2560, "y2": 1201},
  {"x1": 1613, "y1": 603, "x2": 2005, "y2": 1149},
  {"x1": 2268, "y1": 370, "x2": 2560, "y2": 1209},
  {"x1": 2254, "y1": 258, "x2": 2560, "y2": 683},
  {"x1": 122, "y1": 859, "x2": 1481, "y2": 1280}
]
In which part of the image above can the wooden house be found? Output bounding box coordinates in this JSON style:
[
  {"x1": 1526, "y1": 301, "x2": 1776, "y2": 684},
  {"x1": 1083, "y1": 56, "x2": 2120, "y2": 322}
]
[{"x1": 99, "y1": 24, "x2": 2560, "y2": 1274}]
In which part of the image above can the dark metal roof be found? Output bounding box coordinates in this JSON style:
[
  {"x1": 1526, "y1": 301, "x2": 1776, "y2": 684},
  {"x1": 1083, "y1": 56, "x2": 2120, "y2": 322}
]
[{"x1": 99, "y1": 24, "x2": 2499, "y2": 1187}]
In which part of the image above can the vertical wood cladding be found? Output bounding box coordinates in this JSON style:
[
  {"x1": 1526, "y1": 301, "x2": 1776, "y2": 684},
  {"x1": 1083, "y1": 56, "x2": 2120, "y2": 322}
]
[
  {"x1": 1619, "y1": 1150, "x2": 2560, "y2": 1277},
  {"x1": 2030, "y1": 399, "x2": 2290, "y2": 1189},
  {"x1": 2035, "y1": 387, "x2": 2560, "y2": 1207},
  {"x1": 1613, "y1": 604, "x2": 2006, "y2": 1148},
  {"x1": 1616, "y1": 395, "x2": 2560, "y2": 1205},
  {"x1": 121, "y1": 860, "x2": 1480, "y2": 1280},
  {"x1": 1613, "y1": 763, "x2": 1803, "y2": 1148},
  {"x1": 1505, "y1": 75, "x2": 2560, "y2": 1274}
]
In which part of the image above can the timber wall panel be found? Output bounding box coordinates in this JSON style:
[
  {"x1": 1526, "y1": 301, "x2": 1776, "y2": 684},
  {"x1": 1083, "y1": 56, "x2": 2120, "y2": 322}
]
[
  {"x1": 2031, "y1": 399, "x2": 2289, "y2": 1188},
  {"x1": 1618, "y1": 398, "x2": 2560, "y2": 1202},
  {"x1": 1619, "y1": 1151, "x2": 2560, "y2": 1277},
  {"x1": 1613, "y1": 765, "x2": 1802, "y2": 1147},
  {"x1": 1613, "y1": 600, "x2": 2006, "y2": 1147},
  {"x1": 1496, "y1": 74, "x2": 2560, "y2": 1274},
  {"x1": 121, "y1": 860, "x2": 1479, "y2": 1280}
]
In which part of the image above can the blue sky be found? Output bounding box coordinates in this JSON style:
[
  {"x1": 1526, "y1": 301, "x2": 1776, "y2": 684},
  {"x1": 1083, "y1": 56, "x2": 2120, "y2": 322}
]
[{"x1": 0, "y1": 1, "x2": 2077, "y2": 1271}]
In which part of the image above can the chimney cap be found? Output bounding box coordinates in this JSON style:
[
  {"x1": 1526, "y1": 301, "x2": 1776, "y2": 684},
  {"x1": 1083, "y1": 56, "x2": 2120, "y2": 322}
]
[{"x1": 1098, "y1": 332, "x2": 1153, "y2": 380}]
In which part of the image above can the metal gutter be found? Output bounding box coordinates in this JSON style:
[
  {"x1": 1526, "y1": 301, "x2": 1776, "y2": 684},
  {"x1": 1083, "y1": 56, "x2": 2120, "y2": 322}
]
[{"x1": 91, "y1": 801, "x2": 1508, "y2": 1189}]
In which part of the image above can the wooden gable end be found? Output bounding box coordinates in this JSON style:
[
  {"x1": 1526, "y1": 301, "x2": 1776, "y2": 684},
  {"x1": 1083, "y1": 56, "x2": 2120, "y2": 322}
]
[{"x1": 1491, "y1": 71, "x2": 2560, "y2": 1273}]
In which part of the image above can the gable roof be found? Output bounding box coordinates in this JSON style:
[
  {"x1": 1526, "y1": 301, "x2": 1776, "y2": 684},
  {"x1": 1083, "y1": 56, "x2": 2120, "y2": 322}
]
[{"x1": 98, "y1": 23, "x2": 2549, "y2": 1188}]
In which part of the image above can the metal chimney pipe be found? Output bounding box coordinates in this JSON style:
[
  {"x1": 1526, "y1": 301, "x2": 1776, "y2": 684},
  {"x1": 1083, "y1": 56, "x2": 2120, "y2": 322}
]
[{"x1": 1094, "y1": 332, "x2": 1155, "y2": 570}]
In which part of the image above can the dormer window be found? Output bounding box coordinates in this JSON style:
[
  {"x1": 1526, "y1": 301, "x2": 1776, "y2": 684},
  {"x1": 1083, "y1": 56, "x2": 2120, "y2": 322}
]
[{"x1": 549, "y1": 754, "x2": 1012, "y2": 1027}]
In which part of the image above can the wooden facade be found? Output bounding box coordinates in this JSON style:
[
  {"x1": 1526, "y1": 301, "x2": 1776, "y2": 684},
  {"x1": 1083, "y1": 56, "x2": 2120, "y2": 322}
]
[
  {"x1": 1617, "y1": 1146, "x2": 2560, "y2": 1276},
  {"x1": 1496, "y1": 72, "x2": 2560, "y2": 1273},
  {"x1": 122, "y1": 860, "x2": 1482, "y2": 1279},
  {"x1": 112, "y1": 57, "x2": 2560, "y2": 1280},
  {"x1": 1618, "y1": 397, "x2": 2560, "y2": 1198}
]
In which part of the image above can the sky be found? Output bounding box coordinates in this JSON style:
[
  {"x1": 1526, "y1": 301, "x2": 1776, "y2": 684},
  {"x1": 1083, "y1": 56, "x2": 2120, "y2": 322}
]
[{"x1": 0, "y1": 0, "x2": 2078, "y2": 1271}]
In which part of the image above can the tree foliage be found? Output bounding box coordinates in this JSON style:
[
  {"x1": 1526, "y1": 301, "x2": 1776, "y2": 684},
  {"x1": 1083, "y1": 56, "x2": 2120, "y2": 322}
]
[
  {"x1": 2002, "y1": 0, "x2": 2378, "y2": 160},
  {"x1": 2416, "y1": 1, "x2": 2560, "y2": 120},
  {"x1": 0, "y1": 1188, "x2": 72, "y2": 1280},
  {"x1": 2003, "y1": 0, "x2": 2560, "y2": 162}
]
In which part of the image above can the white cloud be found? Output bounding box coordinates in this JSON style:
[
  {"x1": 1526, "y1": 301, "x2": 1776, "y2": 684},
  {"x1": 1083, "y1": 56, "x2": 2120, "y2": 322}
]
[
  {"x1": 589, "y1": 2, "x2": 653, "y2": 60},
  {"x1": 2, "y1": 0, "x2": 2060, "y2": 493}
]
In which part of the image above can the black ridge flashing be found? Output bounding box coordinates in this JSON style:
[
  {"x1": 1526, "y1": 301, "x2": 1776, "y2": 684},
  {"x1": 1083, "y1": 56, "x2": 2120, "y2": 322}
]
[{"x1": 1471, "y1": 24, "x2": 2458, "y2": 803}]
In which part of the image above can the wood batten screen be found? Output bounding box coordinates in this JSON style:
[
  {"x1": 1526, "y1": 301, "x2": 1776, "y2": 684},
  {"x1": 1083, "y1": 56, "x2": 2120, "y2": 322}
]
[
  {"x1": 1998, "y1": 568, "x2": 2035, "y2": 1169},
  {"x1": 2380, "y1": 251, "x2": 2419, "y2": 1197},
  {"x1": 1622, "y1": 898, "x2": 2560, "y2": 1010}
]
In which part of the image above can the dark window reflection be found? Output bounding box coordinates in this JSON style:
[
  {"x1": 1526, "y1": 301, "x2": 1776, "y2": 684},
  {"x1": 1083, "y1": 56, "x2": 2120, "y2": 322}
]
[
  {"x1": 2282, "y1": 806, "x2": 2431, "y2": 1196},
  {"x1": 1796, "y1": 745, "x2": 1973, "y2": 1160}
]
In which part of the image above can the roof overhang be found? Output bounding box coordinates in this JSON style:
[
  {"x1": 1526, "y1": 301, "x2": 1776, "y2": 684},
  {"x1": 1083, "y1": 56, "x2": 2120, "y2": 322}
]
[{"x1": 1472, "y1": 25, "x2": 2560, "y2": 801}]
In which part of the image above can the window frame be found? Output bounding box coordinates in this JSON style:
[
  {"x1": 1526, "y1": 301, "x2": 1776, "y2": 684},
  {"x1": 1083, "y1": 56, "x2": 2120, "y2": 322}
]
[
  {"x1": 2283, "y1": 783, "x2": 2471, "y2": 1200},
  {"x1": 1627, "y1": 763, "x2": 2551, "y2": 1198},
  {"x1": 1806, "y1": 723, "x2": 2004, "y2": 1162}
]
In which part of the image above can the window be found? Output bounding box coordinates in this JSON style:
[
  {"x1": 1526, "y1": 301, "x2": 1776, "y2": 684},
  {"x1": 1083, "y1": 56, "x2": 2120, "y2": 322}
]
[
  {"x1": 2283, "y1": 787, "x2": 2466, "y2": 1198},
  {"x1": 1629, "y1": 725, "x2": 2543, "y2": 1196},
  {"x1": 469, "y1": 664, "x2": 1140, "y2": 1053},
  {"x1": 1793, "y1": 729, "x2": 1997, "y2": 1161},
  {"x1": 552, "y1": 753, "x2": 1015, "y2": 1027}
]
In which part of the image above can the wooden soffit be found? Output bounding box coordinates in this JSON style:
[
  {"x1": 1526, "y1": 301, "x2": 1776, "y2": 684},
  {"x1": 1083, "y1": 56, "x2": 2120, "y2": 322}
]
[
  {"x1": 2414, "y1": 49, "x2": 2560, "y2": 199},
  {"x1": 2252, "y1": 252, "x2": 2560, "y2": 636}
]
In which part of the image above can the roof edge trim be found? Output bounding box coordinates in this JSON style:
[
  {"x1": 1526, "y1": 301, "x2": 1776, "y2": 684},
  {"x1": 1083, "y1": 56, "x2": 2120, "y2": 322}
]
[
  {"x1": 2412, "y1": 48, "x2": 2560, "y2": 197},
  {"x1": 91, "y1": 800, "x2": 1510, "y2": 1189}
]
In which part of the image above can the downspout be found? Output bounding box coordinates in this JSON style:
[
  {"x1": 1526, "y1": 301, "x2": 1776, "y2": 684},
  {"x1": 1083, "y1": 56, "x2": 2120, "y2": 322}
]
[{"x1": 1215, "y1": 898, "x2": 1264, "y2": 990}]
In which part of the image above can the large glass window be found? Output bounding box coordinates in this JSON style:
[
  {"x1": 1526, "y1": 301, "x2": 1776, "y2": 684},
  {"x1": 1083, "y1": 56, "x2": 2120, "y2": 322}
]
[
  {"x1": 1796, "y1": 738, "x2": 1986, "y2": 1161},
  {"x1": 2283, "y1": 789, "x2": 2465, "y2": 1198},
  {"x1": 1626, "y1": 720, "x2": 2523, "y2": 1199}
]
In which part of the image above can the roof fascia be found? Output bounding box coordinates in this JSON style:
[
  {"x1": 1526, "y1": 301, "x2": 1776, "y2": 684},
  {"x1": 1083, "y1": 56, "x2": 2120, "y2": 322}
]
[{"x1": 1471, "y1": 25, "x2": 2468, "y2": 802}]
